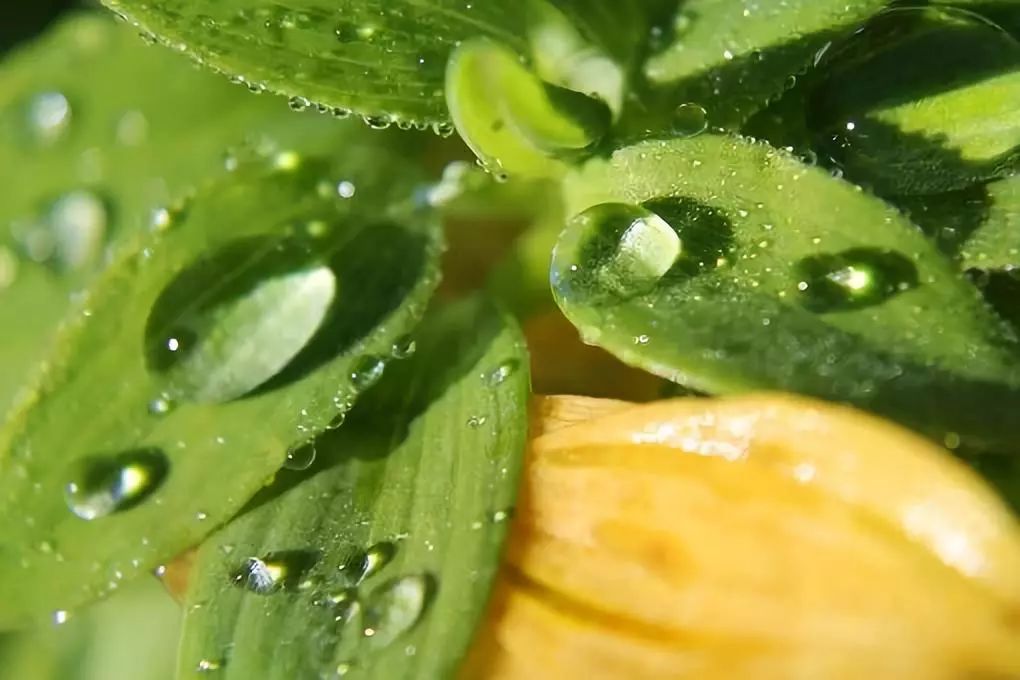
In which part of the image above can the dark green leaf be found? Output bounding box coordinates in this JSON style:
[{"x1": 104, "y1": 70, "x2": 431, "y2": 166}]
[
  {"x1": 555, "y1": 134, "x2": 1020, "y2": 450},
  {"x1": 640, "y1": 0, "x2": 888, "y2": 128},
  {"x1": 808, "y1": 6, "x2": 1020, "y2": 195},
  {"x1": 99, "y1": 0, "x2": 529, "y2": 128},
  {"x1": 0, "y1": 134, "x2": 442, "y2": 628},
  {"x1": 0, "y1": 14, "x2": 344, "y2": 418},
  {"x1": 0, "y1": 579, "x2": 180, "y2": 680},
  {"x1": 958, "y1": 175, "x2": 1020, "y2": 272},
  {"x1": 176, "y1": 296, "x2": 528, "y2": 680}
]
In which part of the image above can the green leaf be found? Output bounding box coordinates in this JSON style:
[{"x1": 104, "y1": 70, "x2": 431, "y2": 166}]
[
  {"x1": 957, "y1": 175, "x2": 1020, "y2": 272},
  {"x1": 808, "y1": 6, "x2": 1020, "y2": 195},
  {"x1": 0, "y1": 579, "x2": 180, "y2": 680},
  {"x1": 640, "y1": 0, "x2": 888, "y2": 128},
  {"x1": 0, "y1": 134, "x2": 442, "y2": 628},
  {"x1": 176, "y1": 296, "x2": 529, "y2": 679},
  {"x1": 555, "y1": 134, "x2": 1020, "y2": 451},
  {"x1": 99, "y1": 0, "x2": 529, "y2": 128},
  {"x1": 0, "y1": 13, "x2": 346, "y2": 417}
]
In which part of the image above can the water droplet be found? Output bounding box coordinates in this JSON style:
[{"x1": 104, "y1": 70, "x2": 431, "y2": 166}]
[
  {"x1": 65, "y1": 448, "x2": 169, "y2": 520},
  {"x1": 196, "y1": 659, "x2": 222, "y2": 672},
  {"x1": 231, "y1": 550, "x2": 318, "y2": 594},
  {"x1": 341, "y1": 541, "x2": 396, "y2": 585},
  {"x1": 115, "y1": 110, "x2": 149, "y2": 146},
  {"x1": 350, "y1": 355, "x2": 385, "y2": 391},
  {"x1": 335, "y1": 662, "x2": 353, "y2": 676},
  {"x1": 326, "y1": 411, "x2": 347, "y2": 431},
  {"x1": 491, "y1": 508, "x2": 512, "y2": 524},
  {"x1": 484, "y1": 359, "x2": 518, "y2": 387},
  {"x1": 467, "y1": 415, "x2": 487, "y2": 428},
  {"x1": 336, "y1": 181, "x2": 356, "y2": 199},
  {"x1": 284, "y1": 441, "x2": 317, "y2": 470},
  {"x1": 147, "y1": 394, "x2": 176, "y2": 416},
  {"x1": 26, "y1": 91, "x2": 72, "y2": 144},
  {"x1": 795, "y1": 248, "x2": 919, "y2": 311},
  {"x1": 555, "y1": 203, "x2": 681, "y2": 298},
  {"x1": 145, "y1": 239, "x2": 338, "y2": 403},
  {"x1": 363, "y1": 114, "x2": 392, "y2": 130},
  {"x1": 390, "y1": 335, "x2": 416, "y2": 359},
  {"x1": 288, "y1": 96, "x2": 310, "y2": 112},
  {"x1": 44, "y1": 190, "x2": 109, "y2": 272},
  {"x1": 944, "y1": 432, "x2": 962, "y2": 450},
  {"x1": 672, "y1": 103, "x2": 708, "y2": 138},
  {"x1": 52, "y1": 609, "x2": 69, "y2": 625},
  {"x1": 362, "y1": 574, "x2": 432, "y2": 647}
]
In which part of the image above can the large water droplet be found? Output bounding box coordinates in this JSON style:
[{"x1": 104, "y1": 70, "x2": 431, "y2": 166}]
[
  {"x1": 555, "y1": 203, "x2": 681, "y2": 298},
  {"x1": 672, "y1": 103, "x2": 708, "y2": 137},
  {"x1": 65, "y1": 448, "x2": 169, "y2": 520},
  {"x1": 144, "y1": 238, "x2": 337, "y2": 403},
  {"x1": 362, "y1": 574, "x2": 432, "y2": 648},
  {"x1": 26, "y1": 91, "x2": 72, "y2": 144},
  {"x1": 795, "y1": 248, "x2": 919, "y2": 311},
  {"x1": 390, "y1": 335, "x2": 416, "y2": 360}
]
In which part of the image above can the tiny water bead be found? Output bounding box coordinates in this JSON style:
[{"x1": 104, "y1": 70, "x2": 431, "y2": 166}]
[
  {"x1": 231, "y1": 550, "x2": 318, "y2": 594},
  {"x1": 672, "y1": 103, "x2": 709, "y2": 138},
  {"x1": 284, "y1": 441, "x2": 317, "y2": 471},
  {"x1": 390, "y1": 335, "x2": 416, "y2": 360},
  {"x1": 484, "y1": 359, "x2": 519, "y2": 387},
  {"x1": 795, "y1": 248, "x2": 919, "y2": 312},
  {"x1": 362, "y1": 574, "x2": 432, "y2": 648},
  {"x1": 341, "y1": 541, "x2": 397, "y2": 586},
  {"x1": 349, "y1": 355, "x2": 386, "y2": 391},
  {"x1": 554, "y1": 203, "x2": 681, "y2": 300},
  {"x1": 147, "y1": 393, "x2": 175, "y2": 416},
  {"x1": 64, "y1": 448, "x2": 169, "y2": 520}
]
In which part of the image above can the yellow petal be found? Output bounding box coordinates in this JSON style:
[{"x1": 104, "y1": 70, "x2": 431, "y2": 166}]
[{"x1": 465, "y1": 394, "x2": 1020, "y2": 679}]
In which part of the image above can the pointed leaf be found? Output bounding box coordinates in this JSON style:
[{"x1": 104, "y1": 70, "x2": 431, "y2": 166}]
[
  {"x1": 0, "y1": 134, "x2": 442, "y2": 628},
  {"x1": 175, "y1": 296, "x2": 529, "y2": 679},
  {"x1": 555, "y1": 134, "x2": 1020, "y2": 451},
  {"x1": 99, "y1": 0, "x2": 529, "y2": 127}
]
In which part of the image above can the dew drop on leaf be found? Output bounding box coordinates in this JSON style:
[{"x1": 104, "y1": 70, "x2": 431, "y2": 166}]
[
  {"x1": 350, "y1": 355, "x2": 385, "y2": 391},
  {"x1": 44, "y1": 190, "x2": 109, "y2": 272},
  {"x1": 64, "y1": 448, "x2": 169, "y2": 520},
  {"x1": 671, "y1": 103, "x2": 708, "y2": 137},
  {"x1": 144, "y1": 238, "x2": 338, "y2": 403},
  {"x1": 362, "y1": 574, "x2": 432, "y2": 648},
  {"x1": 795, "y1": 248, "x2": 919, "y2": 311},
  {"x1": 283, "y1": 441, "x2": 317, "y2": 471},
  {"x1": 342, "y1": 541, "x2": 397, "y2": 585},
  {"x1": 483, "y1": 359, "x2": 519, "y2": 387},
  {"x1": 390, "y1": 334, "x2": 416, "y2": 359}
]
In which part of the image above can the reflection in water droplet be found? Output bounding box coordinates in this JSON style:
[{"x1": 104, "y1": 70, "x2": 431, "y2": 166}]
[
  {"x1": 390, "y1": 335, "x2": 416, "y2": 359},
  {"x1": 672, "y1": 103, "x2": 708, "y2": 138},
  {"x1": 350, "y1": 355, "x2": 385, "y2": 391},
  {"x1": 65, "y1": 448, "x2": 169, "y2": 520},
  {"x1": 362, "y1": 574, "x2": 432, "y2": 648},
  {"x1": 795, "y1": 248, "x2": 919, "y2": 311},
  {"x1": 27, "y1": 91, "x2": 71, "y2": 144},
  {"x1": 284, "y1": 441, "x2": 317, "y2": 470},
  {"x1": 231, "y1": 556, "x2": 286, "y2": 594}
]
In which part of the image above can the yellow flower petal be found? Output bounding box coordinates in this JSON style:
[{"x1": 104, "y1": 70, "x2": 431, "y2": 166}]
[{"x1": 465, "y1": 394, "x2": 1020, "y2": 679}]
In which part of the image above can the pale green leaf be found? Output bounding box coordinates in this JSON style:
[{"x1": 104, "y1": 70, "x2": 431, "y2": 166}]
[
  {"x1": 0, "y1": 133, "x2": 442, "y2": 628},
  {"x1": 176, "y1": 296, "x2": 528, "y2": 679},
  {"x1": 556, "y1": 134, "x2": 1020, "y2": 450},
  {"x1": 0, "y1": 14, "x2": 341, "y2": 417}
]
